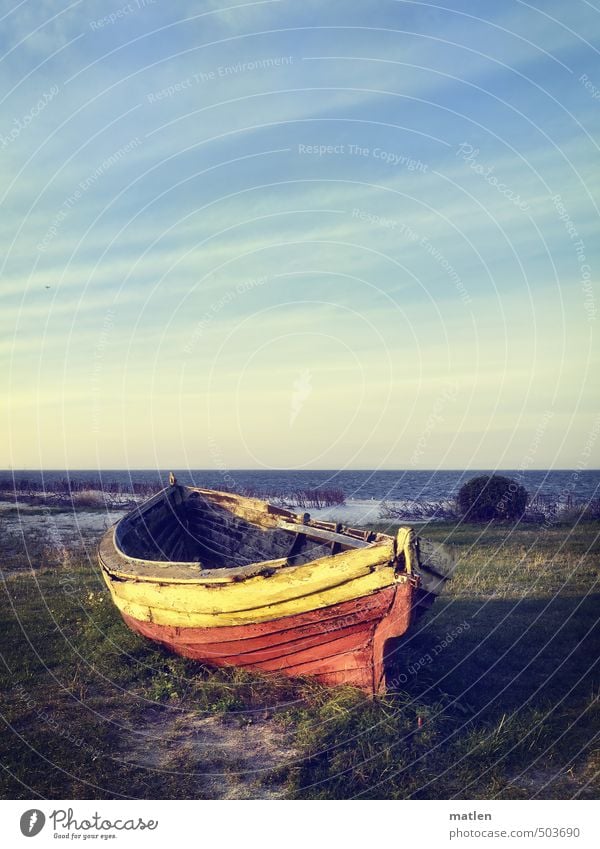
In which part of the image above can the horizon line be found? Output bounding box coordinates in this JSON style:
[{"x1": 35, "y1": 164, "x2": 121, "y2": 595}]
[{"x1": 2, "y1": 468, "x2": 599, "y2": 473}]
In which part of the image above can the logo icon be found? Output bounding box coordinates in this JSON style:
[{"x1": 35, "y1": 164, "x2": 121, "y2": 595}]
[{"x1": 20, "y1": 810, "x2": 45, "y2": 837}]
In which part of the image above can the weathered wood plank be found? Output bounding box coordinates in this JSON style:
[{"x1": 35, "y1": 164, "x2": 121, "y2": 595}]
[
  {"x1": 277, "y1": 521, "x2": 372, "y2": 549},
  {"x1": 417, "y1": 537, "x2": 456, "y2": 579}
]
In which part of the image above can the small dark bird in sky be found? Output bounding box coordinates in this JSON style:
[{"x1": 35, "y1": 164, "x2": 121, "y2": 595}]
[{"x1": 45, "y1": 285, "x2": 50, "y2": 289}]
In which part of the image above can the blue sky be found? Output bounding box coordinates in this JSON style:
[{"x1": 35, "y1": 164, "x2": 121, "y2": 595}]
[{"x1": 1, "y1": 0, "x2": 599, "y2": 470}]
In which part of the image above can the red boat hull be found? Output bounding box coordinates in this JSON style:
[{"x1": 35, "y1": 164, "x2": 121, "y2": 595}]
[{"x1": 121, "y1": 581, "x2": 414, "y2": 692}]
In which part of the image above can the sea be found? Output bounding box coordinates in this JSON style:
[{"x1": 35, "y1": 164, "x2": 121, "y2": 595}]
[{"x1": 2, "y1": 469, "x2": 599, "y2": 504}]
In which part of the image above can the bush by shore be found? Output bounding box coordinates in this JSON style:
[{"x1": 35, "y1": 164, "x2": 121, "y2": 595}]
[{"x1": 379, "y1": 494, "x2": 600, "y2": 524}]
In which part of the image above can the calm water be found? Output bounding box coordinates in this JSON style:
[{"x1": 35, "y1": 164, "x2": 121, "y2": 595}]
[{"x1": 2, "y1": 470, "x2": 599, "y2": 503}]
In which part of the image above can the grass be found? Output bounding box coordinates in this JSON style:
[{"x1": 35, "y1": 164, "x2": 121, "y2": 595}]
[
  {"x1": 0, "y1": 493, "x2": 132, "y2": 513},
  {"x1": 0, "y1": 517, "x2": 598, "y2": 799}
]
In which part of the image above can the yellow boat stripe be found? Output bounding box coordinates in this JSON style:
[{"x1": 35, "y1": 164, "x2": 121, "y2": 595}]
[
  {"x1": 104, "y1": 567, "x2": 396, "y2": 628},
  {"x1": 105, "y1": 545, "x2": 393, "y2": 614}
]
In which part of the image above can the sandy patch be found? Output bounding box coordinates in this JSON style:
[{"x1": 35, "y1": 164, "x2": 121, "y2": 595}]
[{"x1": 121, "y1": 707, "x2": 296, "y2": 799}]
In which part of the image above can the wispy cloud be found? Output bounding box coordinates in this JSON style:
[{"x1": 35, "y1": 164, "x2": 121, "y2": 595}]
[{"x1": 1, "y1": 0, "x2": 598, "y2": 468}]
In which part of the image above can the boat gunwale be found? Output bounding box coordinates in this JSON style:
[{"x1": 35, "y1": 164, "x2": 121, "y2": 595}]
[{"x1": 100, "y1": 485, "x2": 396, "y2": 586}]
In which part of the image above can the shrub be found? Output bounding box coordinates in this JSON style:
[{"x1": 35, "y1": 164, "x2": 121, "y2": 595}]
[
  {"x1": 68, "y1": 490, "x2": 107, "y2": 508},
  {"x1": 457, "y1": 475, "x2": 528, "y2": 522}
]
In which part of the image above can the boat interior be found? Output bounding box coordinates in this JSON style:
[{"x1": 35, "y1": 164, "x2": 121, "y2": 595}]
[{"x1": 116, "y1": 486, "x2": 376, "y2": 568}]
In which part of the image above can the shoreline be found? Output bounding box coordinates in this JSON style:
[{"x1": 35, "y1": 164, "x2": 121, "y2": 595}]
[{"x1": 0, "y1": 489, "x2": 596, "y2": 539}]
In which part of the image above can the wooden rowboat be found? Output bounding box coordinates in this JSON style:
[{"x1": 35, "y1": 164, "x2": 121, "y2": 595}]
[{"x1": 98, "y1": 483, "x2": 455, "y2": 693}]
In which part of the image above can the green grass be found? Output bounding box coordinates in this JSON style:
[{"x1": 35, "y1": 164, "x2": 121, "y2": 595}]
[{"x1": 0, "y1": 519, "x2": 598, "y2": 799}]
